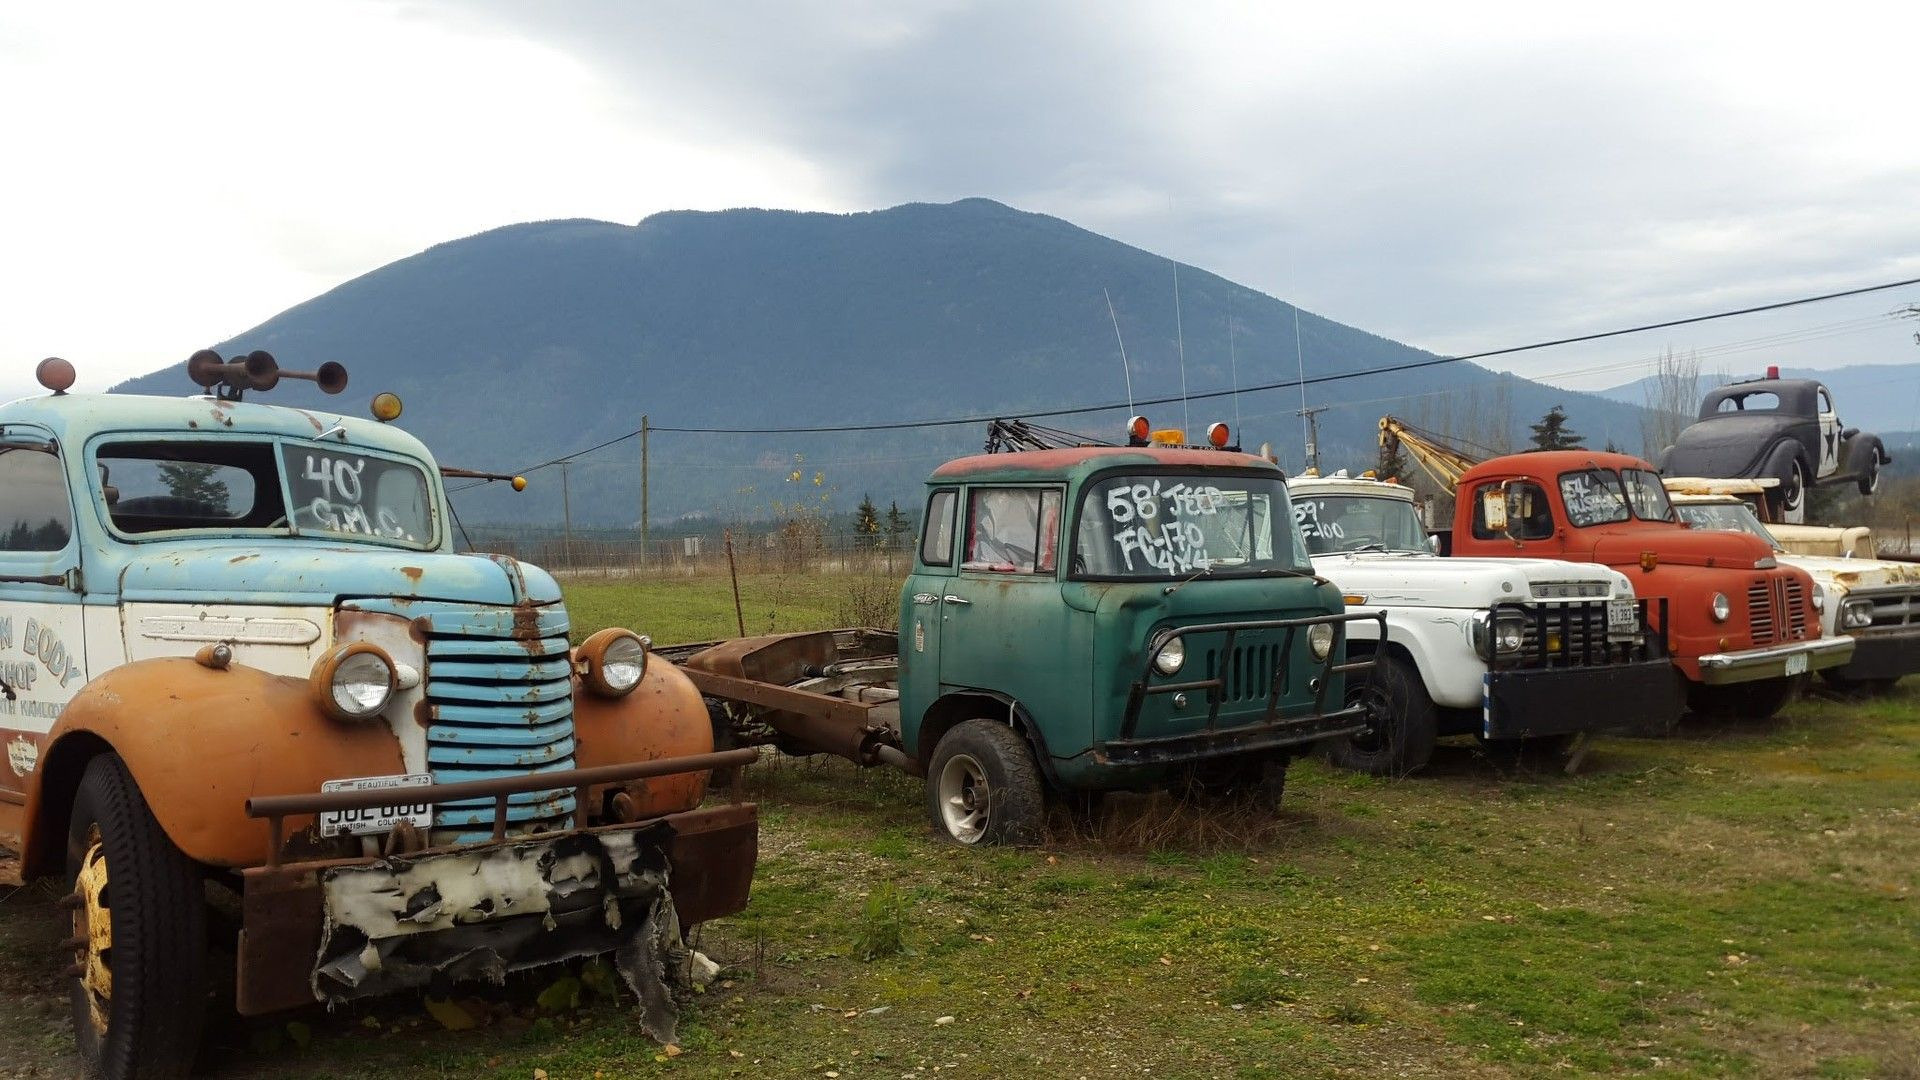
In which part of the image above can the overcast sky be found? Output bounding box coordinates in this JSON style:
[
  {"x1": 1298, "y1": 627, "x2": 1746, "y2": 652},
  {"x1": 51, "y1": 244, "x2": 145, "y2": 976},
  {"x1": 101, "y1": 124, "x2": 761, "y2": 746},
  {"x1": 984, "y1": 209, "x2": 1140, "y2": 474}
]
[{"x1": 5, "y1": 0, "x2": 1918, "y2": 407}]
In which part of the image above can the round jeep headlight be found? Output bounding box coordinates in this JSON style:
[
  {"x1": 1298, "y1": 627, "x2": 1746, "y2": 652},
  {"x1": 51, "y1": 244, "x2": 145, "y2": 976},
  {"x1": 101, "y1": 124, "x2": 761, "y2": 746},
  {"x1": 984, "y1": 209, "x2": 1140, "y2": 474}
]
[
  {"x1": 1152, "y1": 634, "x2": 1186, "y2": 676},
  {"x1": 580, "y1": 627, "x2": 650, "y2": 697},
  {"x1": 1810, "y1": 583, "x2": 1825, "y2": 614},
  {"x1": 1709, "y1": 592, "x2": 1731, "y2": 623},
  {"x1": 312, "y1": 642, "x2": 396, "y2": 721},
  {"x1": 1308, "y1": 622, "x2": 1335, "y2": 661}
]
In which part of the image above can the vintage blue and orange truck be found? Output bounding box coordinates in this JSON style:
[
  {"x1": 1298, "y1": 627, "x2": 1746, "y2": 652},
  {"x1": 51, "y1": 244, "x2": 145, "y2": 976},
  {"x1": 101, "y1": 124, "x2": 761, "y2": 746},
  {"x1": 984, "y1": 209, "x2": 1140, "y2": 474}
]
[{"x1": 0, "y1": 354, "x2": 756, "y2": 1079}]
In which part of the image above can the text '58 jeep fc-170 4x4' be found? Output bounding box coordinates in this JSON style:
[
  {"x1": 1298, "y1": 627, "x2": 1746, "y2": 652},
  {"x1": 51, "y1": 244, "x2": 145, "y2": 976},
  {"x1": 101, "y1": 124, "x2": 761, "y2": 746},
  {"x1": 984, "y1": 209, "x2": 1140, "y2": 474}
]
[
  {"x1": 661, "y1": 419, "x2": 1382, "y2": 846},
  {"x1": 1288, "y1": 473, "x2": 1681, "y2": 775},
  {"x1": 0, "y1": 355, "x2": 756, "y2": 1080}
]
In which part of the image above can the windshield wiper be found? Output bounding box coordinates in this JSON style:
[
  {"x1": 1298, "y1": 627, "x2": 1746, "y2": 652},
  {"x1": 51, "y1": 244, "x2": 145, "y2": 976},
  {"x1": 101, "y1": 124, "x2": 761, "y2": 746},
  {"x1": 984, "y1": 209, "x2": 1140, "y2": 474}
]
[{"x1": 1162, "y1": 565, "x2": 1215, "y2": 596}]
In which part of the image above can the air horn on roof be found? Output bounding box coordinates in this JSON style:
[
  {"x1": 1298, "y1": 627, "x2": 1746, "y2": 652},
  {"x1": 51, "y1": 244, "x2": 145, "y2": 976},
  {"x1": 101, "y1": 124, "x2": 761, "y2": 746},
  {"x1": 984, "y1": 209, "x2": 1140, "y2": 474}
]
[{"x1": 187, "y1": 349, "x2": 347, "y2": 400}]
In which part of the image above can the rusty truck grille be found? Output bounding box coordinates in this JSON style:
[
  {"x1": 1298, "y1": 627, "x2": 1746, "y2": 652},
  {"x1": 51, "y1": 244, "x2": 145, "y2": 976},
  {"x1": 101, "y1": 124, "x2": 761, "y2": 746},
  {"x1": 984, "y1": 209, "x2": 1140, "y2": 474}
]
[
  {"x1": 1747, "y1": 580, "x2": 1775, "y2": 644},
  {"x1": 345, "y1": 599, "x2": 578, "y2": 841}
]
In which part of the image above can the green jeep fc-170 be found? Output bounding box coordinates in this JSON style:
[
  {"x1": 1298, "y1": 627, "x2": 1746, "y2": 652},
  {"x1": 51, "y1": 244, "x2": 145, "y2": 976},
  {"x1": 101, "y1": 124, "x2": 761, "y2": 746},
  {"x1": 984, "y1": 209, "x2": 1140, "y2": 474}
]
[{"x1": 664, "y1": 423, "x2": 1380, "y2": 844}]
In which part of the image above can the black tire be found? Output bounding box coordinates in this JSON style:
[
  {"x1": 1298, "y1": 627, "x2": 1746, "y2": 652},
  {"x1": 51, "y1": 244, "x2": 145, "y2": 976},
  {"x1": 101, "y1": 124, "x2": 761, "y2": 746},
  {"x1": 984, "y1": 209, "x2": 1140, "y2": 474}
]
[
  {"x1": 925, "y1": 719, "x2": 1045, "y2": 846},
  {"x1": 1858, "y1": 452, "x2": 1880, "y2": 496},
  {"x1": 64, "y1": 754, "x2": 207, "y2": 1080},
  {"x1": 1774, "y1": 454, "x2": 1807, "y2": 525},
  {"x1": 1688, "y1": 677, "x2": 1797, "y2": 721},
  {"x1": 1320, "y1": 653, "x2": 1436, "y2": 776}
]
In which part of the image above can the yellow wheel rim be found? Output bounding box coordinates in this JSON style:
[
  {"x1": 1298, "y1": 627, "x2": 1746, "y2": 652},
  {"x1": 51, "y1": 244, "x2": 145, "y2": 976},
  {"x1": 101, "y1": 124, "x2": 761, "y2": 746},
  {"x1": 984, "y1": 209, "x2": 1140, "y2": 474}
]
[{"x1": 73, "y1": 834, "x2": 112, "y2": 1037}]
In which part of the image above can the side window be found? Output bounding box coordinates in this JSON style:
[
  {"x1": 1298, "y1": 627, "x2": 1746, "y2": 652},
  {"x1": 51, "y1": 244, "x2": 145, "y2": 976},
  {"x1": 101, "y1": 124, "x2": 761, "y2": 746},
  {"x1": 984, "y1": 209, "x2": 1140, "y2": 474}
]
[
  {"x1": 1818, "y1": 388, "x2": 1834, "y2": 415},
  {"x1": 963, "y1": 487, "x2": 1061, "y2": 574},
  {"x1": 0, "y1": 447, "x2": 73, "y2": 552},
  {"x1": 920, "y1": 489, "x2": 956, "y2": 566},
  {"x1": 1469, "y1": 481, "x2": 1555, "y2": 541}
]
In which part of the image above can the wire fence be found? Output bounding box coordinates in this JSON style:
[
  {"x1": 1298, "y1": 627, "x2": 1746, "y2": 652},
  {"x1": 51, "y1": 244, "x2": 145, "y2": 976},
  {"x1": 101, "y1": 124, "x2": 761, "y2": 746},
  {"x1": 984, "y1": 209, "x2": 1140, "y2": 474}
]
[{"x1": 458, "y1": 524, "x2": 917, "y2": 577}]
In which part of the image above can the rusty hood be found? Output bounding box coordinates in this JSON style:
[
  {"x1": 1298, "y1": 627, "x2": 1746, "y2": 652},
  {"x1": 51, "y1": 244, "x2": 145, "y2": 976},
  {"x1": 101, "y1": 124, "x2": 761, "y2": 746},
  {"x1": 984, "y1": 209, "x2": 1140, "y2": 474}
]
[
  {"x1": 1585, "y1": 527, "x2": 1777, "y2": 571},
  {"x1": 115, "y1": 541, "x2": 562, "y2": 607},
  {"x1": 1779, "y1": 553, "x2": 1920, "y2": 594}
]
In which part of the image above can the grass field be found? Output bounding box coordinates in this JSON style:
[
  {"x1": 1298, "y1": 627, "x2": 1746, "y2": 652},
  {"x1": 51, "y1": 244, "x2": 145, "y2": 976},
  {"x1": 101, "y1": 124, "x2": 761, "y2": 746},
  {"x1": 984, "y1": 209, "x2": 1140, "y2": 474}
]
[{"x1": 2, "y1": 573, "x2": 1916, "y2": 1079}]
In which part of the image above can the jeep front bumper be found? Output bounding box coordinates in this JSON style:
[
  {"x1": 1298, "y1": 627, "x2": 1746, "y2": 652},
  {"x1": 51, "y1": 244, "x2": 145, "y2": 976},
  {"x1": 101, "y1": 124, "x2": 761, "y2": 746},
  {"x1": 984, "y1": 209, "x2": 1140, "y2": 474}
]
[{"x1": 1697, "y1": 636, "x2": 1855, "y2": 685}]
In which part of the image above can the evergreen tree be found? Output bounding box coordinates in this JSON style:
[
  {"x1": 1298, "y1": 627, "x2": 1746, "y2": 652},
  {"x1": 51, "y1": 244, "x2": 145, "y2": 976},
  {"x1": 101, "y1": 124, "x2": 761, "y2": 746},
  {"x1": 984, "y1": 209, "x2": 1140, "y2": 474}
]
[
  {"x1": 884, "y1": 500, "x2": 910, "y2": 545},
  {"x1": 1527, "y1": 405, "x2": 1585, "y2": 451},
  {"x1": 1376, "y1": 439, "x2": 1411, "y2": 484},
  {"x1": 854, "y1": 493, "x2": 880, "y2": 542},
  {"x1": 159, "y1": 462, "x2": 231, "y2": 514}
]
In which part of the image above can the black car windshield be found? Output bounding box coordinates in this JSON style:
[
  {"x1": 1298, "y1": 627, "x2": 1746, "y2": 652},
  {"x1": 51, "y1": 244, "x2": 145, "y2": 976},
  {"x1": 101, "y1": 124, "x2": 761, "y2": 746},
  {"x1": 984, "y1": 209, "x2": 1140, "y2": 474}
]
[
  {"x1": 1074, "y1": 473, "x2": 1308, "y2": 578},
  {"x1": 1675, "y1": 501, "x2": 1781, "y2": 549},
  {"x1": 1558, "y1": 468, "x2": 1632, "y2": 527},
  {"x1": 95, "y1": 439, "x2": 436, "y2": 549},
  {"x1": 1294, "y1": 493, "x2": 1429, "y2": 555}
]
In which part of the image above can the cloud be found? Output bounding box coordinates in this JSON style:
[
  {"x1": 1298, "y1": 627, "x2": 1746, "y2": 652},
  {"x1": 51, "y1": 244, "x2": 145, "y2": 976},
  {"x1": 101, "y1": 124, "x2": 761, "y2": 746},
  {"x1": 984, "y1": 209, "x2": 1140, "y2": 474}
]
[{"x1": 6, "y1": 0, "x2": 1919, "y2": 403}]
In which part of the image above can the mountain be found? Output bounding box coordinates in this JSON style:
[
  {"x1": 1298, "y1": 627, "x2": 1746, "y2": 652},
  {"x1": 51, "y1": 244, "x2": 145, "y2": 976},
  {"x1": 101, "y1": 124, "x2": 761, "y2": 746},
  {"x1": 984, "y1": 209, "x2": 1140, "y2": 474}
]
[
  {"x1": 1596, "y1": 363, "x2": 1920, "y2": 440},
  {"x1": 113, "y1": 199, "x2": 1656, "y2": 527}
]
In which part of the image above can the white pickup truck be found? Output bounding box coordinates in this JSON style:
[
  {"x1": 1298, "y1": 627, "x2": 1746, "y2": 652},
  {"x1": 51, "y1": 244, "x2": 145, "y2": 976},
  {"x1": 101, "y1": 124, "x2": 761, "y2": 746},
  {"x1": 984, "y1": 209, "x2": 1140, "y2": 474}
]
[
  {"x1": 1289, "y1": 474, "x2": 1686, "y2": 774},
  {"x1": 1668, "y1": 491, "x2": 1920, "y2": 694}
]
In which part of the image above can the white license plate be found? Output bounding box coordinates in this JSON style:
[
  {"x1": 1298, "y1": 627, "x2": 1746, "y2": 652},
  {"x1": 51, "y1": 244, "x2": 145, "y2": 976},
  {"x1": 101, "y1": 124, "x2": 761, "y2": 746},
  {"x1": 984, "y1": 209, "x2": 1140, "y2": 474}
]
[
  {"x1": 1606, "y1": 599, "x2": 1637, "y2": 633},
  {"x1": 318, "y1": 773, "x2": 434, "y2": 838},
  {"x1": 1784, "y1": 652, "x2": 1809, "y2": 676}
]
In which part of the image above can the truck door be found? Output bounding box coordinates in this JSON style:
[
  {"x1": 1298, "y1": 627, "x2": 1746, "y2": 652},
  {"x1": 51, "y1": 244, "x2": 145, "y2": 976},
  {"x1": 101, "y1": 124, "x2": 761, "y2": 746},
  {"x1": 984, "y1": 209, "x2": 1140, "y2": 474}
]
[
  {"x1": 1815, "y1": 386, "x2": 1839, "y2": 478},
  {"x1": 938, "y1": 485, "x2": 1067, "y2": 714},
  {"x1": 0, "y1": 433, "x2": 87, "y2": 819},
  {"x1": 899, "y1": 487, "x2": 957, "y2": 750}
]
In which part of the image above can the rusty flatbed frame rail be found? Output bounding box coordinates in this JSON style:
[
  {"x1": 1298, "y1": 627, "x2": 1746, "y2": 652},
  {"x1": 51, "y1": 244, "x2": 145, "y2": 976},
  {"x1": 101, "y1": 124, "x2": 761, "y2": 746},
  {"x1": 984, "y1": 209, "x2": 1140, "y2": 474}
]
[{"x1": 245, "y1": 746, "x2": 760, "y2": 864}]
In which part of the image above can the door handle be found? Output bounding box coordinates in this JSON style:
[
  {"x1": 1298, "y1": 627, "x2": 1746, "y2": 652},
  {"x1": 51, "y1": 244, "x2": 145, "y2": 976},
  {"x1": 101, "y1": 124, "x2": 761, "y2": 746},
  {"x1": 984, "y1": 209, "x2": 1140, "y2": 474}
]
[{"x1": 942, "y1": 595, "x2": 971, "y2": 606}]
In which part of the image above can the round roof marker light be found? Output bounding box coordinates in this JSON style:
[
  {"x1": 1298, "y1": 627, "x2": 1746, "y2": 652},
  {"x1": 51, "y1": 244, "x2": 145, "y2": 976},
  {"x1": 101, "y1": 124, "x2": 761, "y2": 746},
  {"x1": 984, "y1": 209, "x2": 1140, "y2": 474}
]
[
  {"x1": 511, "y1": 475, "x2": 528, "y2": 492},
  {"x1": 1207, "y1": 422, "x2": 1231, "y2": 448},
  {"x1": 370, "y1": 392, "x2": 404, "y2": 422},
  {"x1": 1128, "y1": 415, "x2": 1151, "y2": 445},
  {"x1": 36, "y1": 357, "x2": 76, "y2": 394}
]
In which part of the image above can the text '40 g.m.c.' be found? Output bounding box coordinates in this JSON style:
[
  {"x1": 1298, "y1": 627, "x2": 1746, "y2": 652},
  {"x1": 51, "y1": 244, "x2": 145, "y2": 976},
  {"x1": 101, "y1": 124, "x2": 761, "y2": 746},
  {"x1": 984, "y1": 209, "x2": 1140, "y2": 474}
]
[{"x1": 0, "y1": 354, "x2": 757, "y2": 1080}]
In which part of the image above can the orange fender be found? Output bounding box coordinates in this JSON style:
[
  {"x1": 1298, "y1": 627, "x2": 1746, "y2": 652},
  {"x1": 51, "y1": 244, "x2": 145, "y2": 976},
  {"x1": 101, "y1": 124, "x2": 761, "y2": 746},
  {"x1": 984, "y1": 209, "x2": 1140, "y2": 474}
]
[
  {"x1": 572, "y1": 657, "x2": 715, "y2": 820},
  {"x1": 22, "y1": 659, "x2": 403, "y2": 875}
]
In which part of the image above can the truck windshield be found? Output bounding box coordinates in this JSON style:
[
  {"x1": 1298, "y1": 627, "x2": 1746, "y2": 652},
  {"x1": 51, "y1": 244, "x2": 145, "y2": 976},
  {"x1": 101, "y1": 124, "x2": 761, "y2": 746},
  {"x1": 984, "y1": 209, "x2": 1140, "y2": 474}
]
[
  {"x1": 1674, "y1": 502, "x2": 1782, "y2": 549},
  {"x1": 1559, "y1": 468, "x2": 1632, "y2": 527},
  {"x1": 1073, "y1": 473, "x2": 1307, "y2": 578},
  {"x1": 97, "y1": 440, "x2": 437, "y2": 549},
  {"x1": 1294, "y1": 493, "x2": 1429, "y2": 555}
]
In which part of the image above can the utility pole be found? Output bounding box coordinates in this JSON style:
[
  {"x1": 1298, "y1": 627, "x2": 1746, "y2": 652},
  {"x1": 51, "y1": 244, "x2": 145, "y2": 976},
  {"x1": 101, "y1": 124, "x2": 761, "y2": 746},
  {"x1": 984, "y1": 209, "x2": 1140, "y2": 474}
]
[
  {"x1": 559, "y1": 460, "x2": 573, "y2": 572},
  {"x1": 1297, "y1": 404, "x2": 1330, "y2": 474},
  {"x1": 640, "y1": 414, "x2": 650, "y2": 562}
]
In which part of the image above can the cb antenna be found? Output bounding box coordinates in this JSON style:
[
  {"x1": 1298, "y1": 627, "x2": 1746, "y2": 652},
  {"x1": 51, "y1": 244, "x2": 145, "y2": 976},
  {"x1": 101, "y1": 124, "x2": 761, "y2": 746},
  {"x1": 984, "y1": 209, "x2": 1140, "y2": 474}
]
[
  {"x1": 1173, "y1": 261, "x2": 1190, "y2": 435},
  {"x1": 1104, "y1": 287, "x2": 1134, "y2": 413}
]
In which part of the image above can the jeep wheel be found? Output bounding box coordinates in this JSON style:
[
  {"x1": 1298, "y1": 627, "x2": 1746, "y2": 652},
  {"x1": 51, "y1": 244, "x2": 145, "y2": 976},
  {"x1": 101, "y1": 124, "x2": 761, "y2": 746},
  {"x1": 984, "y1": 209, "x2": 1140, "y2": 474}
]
[
  {"x1": 63, "y1": 754, "x2": 208, "y2": 1080},
  {"x1": 1689, "y1": 677, "x2": 1797, "y2": 722},
  {"x1": 1321, "y1": 653, "x2": 1436, "y2": 776},
  {"x1": 926, "y1": 720, "x2": 1045, "y2": 846}
]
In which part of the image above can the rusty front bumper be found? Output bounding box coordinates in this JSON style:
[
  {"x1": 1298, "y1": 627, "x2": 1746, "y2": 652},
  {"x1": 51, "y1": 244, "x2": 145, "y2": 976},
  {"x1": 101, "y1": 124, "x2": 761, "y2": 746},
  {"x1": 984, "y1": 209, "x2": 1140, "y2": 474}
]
[{"x1": 235, "y1": 750, "x2": 758, "y2": 1017}]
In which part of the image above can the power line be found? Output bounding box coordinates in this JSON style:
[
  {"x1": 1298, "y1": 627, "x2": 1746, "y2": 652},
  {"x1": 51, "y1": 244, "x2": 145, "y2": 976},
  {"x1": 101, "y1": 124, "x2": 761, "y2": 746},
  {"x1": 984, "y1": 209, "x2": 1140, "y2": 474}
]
[{"x1": 472, "y1": 272, "x2": 1920, "y2": 476}]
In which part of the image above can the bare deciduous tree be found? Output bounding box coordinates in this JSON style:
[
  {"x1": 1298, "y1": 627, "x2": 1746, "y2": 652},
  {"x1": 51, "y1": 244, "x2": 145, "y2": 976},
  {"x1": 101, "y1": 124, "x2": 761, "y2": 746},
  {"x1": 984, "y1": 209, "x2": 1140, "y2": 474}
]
[{"x1": 1640, "y1": 348, "x2": 1702, "y2": 462}]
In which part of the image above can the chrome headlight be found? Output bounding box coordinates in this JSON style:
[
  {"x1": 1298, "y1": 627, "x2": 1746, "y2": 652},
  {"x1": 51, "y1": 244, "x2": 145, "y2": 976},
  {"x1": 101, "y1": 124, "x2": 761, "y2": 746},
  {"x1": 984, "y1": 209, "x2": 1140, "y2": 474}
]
[
  {"x1": 312, "y1": 643, "x2": 396, "y2": 721},
  {"x1": 1494, "y1": 615, "x2": 1524, "y2": 654},
  {"x1": 1810, "y1": 583, "x2": 1825, "y2": 613},
  {"x1": 1152, "y1": 633, "x2": 1186, "y2": 676},
  {"x1": 579, "y1": 628, "x2": 650, "y2": 697},
  {"x1": 1840, "y1": 599, "x2": 1874, "y2": 630},
  {"x1": 1709, "y1": 592, "x2": 1731, "y2": 623},
  {"x1": 1308, "y1": 622, "x2": 1335, "y2": 661}
]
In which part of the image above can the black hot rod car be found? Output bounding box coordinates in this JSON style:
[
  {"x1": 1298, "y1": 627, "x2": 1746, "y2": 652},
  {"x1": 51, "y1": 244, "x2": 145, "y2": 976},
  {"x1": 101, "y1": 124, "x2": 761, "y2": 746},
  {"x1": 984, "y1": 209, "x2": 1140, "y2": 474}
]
[{"x1": 1659, "y1": 367, "x2": 1890, "y2": 523}]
